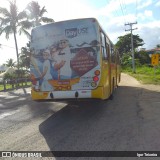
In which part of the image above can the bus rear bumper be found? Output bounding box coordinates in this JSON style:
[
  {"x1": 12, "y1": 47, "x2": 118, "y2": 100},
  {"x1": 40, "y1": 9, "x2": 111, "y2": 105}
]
[
  {"x1": 31, "y1": 86, "x2": 107, "y2": 100},
  {"x1": 31, "y1": 89, "x2": 92, "y2": 100}
]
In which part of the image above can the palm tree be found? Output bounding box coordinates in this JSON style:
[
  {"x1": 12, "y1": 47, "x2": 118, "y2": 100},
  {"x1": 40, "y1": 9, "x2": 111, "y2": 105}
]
[
  {"x1": 4, "y1": 58, "x2": 16, "y2": 67},
  {"x1": 0, "y1": 0, "x2": 32, "y2": 73},
  {"x1": 19, "y1": 42, "x2": 30, "y2": 70},
  {"x1": 26, "y1": 1, "x2": 54, "y2": 27}
]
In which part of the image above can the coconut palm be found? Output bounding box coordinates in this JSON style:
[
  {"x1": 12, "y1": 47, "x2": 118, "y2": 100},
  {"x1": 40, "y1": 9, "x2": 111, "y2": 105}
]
[
  {"x1": 19, "y1": 42, "x2": 30, "y2": 70},
  {"x1": 0, "y1": 0, "x2": 32, "y2": 72},
  {"x1": 26, "y1": 1, "x2": 54, "y2": 27},
  {"x1": 4, "y1": 58, "x2": 16, "y2": 67}
]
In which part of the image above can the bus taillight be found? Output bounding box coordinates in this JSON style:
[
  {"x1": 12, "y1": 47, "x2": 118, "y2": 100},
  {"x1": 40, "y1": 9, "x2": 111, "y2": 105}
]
[
  {"x1": 94, "y1": 70, "x2": 100, "y2": 76},
  {"x1": 93, "y1": 76, "x2": 99, "y2": 82}
]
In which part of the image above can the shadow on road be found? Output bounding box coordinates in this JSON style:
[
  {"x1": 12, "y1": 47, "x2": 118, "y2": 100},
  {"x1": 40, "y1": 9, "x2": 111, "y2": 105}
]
[
  {"x1": 39, "y1": 85, "x2": 160, "y2": 158},
  {"x1": 39, "y1": 99, "x2": 107, "y2": 151},
  {"x1": 0, "y1": 88, "x2": 58, "y2": 120},
  {"x1": 0, "y1": 91, "x2": 30, "y2": 112}
]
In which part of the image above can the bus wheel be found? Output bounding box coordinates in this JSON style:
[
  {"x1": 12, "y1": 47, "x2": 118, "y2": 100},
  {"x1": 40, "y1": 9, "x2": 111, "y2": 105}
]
[
  {"x1": 109, "y1": 78, "x2": 114, "y2": 100},
  {"x1": 109, "y1": 94, "x2": 113, "y2": 100}
]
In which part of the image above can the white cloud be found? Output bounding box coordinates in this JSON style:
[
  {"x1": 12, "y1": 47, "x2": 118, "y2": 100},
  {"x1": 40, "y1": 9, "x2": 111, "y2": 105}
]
[
  {"x1": 137, "y1": 19, "x2": 160, "y2": 49},
  {"x1": 41, "y1": 0, "x2": 97, "y2": 21},
  {"x1": 137, "y1": 0, "x2": 153, "y2": 10},
  {"x1": 155, "y1": 1, "x2": 160, "y2": 7},
  {"x1": 138, "y1": 27, "x2": 160, "y2": 49},
  {"x1": 137, "y1": 10, "x2": 153, "y2": 21},
  {"x1": 96, "y1": 0, "x2": 120, "y2": 17},
  {"x1": 138, "y1": 20, "x2": 160, "y2": 29},
  {"x1": 144, "y1": 10, "x2": 152, "y2": 17}
]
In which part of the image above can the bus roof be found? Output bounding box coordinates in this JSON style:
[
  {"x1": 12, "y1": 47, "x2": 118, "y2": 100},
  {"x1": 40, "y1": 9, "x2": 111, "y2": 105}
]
[{"x1": 32, "y1": 17, "x2": 98, "y2": 30}]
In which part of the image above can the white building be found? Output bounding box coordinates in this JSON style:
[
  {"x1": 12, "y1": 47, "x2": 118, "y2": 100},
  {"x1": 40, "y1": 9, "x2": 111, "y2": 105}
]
[{"x1": 0, "y1": 65, "x2": 8, "y2": 73}]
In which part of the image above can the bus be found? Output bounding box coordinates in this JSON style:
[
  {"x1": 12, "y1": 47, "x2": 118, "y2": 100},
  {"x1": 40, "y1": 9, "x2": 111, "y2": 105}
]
[{"x1": 30, "y1": 18, "x2": 121, "y2": 100}]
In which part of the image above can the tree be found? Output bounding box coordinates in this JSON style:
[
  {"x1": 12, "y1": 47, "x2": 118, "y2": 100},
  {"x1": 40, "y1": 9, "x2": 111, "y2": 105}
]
[
  {"x1": 26, "y1": 1, "x2": 54, "y2": 27},
  {"x1": 0, "y1": 0, "x2": 32, "y2": 73},
  {"x1": 135, "y1": 50, "x2": 150, "y2": 65},
  {"x1": 156, "y1": 44, "x2": 160, "y2": 48},
  {"x1": 4, "y1": 58, "x2": 16, "y2": 67},
  {"x1": 19, "y1": 42, "x2": 31, "y2": 70},
  {"x1": 18, "y1": 2, "x2": 54, "y2": 71},
  {"x1": 115, "y1": 33, "x2": 144, "y2": 57}
]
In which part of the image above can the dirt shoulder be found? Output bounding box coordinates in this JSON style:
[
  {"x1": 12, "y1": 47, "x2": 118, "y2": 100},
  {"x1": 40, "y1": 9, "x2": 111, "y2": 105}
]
[{"x1": 120, "y1": 73, "x2": 160, "y2": 92}]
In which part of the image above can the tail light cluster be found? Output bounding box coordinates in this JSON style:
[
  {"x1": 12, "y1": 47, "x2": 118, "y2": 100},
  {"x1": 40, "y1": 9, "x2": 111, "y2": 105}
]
[{"x1": 91, "y1": 70, "x2": 100, "y2": 87}]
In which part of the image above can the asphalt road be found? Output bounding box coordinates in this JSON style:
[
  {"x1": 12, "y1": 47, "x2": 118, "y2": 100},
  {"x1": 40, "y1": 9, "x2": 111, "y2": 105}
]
[{"x1": 0, "y1": 73, "x2": 160, "y2": 160}]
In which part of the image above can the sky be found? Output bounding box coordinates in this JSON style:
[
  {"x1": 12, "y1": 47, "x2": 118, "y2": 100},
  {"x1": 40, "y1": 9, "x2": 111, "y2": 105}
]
[{"x1": 0, "y1": 0, "x2": 160, "y2": 65}]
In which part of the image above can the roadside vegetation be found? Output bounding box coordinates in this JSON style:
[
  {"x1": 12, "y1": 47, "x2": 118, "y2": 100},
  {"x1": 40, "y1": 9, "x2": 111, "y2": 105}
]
[
  {"x1": 122, "y1": 66, "x2": 160, "y2": 85},
  {"x1": 0, "y1": 70, "x2": 31, "y2": 91},
  {"x1": 0, "y1": 1, "x2": 54, "y2": 91},
  {"x1": 115, "y1": 34, "x2": 160, "y2": 85},
  {"x1": 0, "y1": 82, "x2": 31, "y2": 91}
]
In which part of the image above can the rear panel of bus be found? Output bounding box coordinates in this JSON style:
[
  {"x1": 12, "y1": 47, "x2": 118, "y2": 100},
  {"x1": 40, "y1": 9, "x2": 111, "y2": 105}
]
[{"x1": 30, "y1": 18, "x2": 108, "y2": 100}]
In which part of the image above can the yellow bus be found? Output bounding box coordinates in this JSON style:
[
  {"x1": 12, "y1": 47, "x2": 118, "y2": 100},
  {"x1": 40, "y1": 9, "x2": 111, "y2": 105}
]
[{"x1": 30, "y1": 18, "x2": 121, "y2": 100}]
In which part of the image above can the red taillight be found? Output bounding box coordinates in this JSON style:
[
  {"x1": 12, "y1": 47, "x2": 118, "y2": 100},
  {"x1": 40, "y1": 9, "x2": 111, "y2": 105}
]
[
  {"x1": 93, "y1": 76, "x2": 99, "y2": 82},
  {"x1": 94, "y1": 70, "x2": 100, "y2": 76}
]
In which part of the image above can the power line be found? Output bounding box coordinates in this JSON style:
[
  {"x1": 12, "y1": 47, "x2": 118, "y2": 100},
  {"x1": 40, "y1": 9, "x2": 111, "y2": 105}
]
[
  {"x1": 135, "y1": 0, "x2": 138, "y2": 22},
  {"x1": 109, "y1": 0, "x2": 126, "y2": 32},
  {"x1": 0, "y1": 44, "x2": 21, "y2": 50},
  {"x1": 121, "y1": 0, "x2": 128, "y2": 18},
  {"x1": 119, "y1": 0, "x2": 126, "y2": 23}
]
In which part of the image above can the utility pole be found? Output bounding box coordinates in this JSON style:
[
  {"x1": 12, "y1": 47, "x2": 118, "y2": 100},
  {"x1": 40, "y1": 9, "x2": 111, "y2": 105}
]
[{"x1": 125, "y1": 22, "x2": 137, "y2": 73}]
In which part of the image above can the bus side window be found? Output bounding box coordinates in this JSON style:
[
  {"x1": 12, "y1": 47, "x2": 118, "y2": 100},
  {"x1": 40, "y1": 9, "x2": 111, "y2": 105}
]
[
  {"x1": 106, "y1": 42, "x2": 110, "y2": 60},
  {"x1": 100, "y1": 32, "x2": 108, "y2": 60},
  {"x1": 110, "y1": 46, "x2": 115, "y2": 63},
  {"x1": 116, "y1": 51, "x2": 120, "y2": 65}
]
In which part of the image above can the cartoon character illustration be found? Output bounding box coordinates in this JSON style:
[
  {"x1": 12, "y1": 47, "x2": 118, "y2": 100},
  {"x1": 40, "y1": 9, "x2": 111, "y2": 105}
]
[
  {"x1": 50, "y1": 44, "x2": 62, "y2": 80},
  {"x1": 53, "y1": 38, "x2": 72, "y2": 80},
  {"x1": 30, "y1": 50, "x2": 42, "y2": 91},
  {"x1": 40, "y1": 49, "x2": 53, "y2": 91}
]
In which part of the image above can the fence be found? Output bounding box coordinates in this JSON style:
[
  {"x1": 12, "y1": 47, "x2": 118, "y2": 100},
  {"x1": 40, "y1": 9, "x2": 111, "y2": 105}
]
[{"x1": 0, "y1": 78, "x2": 31, "y2": 92}]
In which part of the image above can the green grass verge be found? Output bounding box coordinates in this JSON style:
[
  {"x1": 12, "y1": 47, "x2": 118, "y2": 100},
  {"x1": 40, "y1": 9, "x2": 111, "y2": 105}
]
[
  {"x1": 122, "y1": 66, "x2": 160, "y2": 85},
  {"x1": 0, "y1": 82, "x2": 31, "y2": 91}
]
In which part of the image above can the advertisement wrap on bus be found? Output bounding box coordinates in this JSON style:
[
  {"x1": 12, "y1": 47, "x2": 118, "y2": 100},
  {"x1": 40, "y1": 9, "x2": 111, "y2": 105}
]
[{"x1": 30, "y1": 18, "x2": 121, "y2": 100}]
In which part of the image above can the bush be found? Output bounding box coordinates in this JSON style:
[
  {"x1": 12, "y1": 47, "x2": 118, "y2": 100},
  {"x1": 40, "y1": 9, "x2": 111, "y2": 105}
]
[
  {"x1": 121, "y1": 54, "x2": 132, "y2": 67},
  {"x1": 121, "y1": 50, "x2": 151, "y2": 68}
]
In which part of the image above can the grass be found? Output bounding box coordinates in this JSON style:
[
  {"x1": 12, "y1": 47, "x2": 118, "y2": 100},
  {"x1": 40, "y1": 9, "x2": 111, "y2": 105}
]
[
  {"x1": 122, "y1": 65, "x2": 160, "y2": 85},
  {"x1": 0, "y1": 82, "x2": 31, "y2": 91}
]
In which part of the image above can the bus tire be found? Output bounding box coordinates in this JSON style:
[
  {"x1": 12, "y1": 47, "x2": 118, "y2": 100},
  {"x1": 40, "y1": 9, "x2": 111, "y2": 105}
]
[
  {"x1": 109, "y1": 94, "x2": 113, "y2": 100},
  {"x1": 109, "y1": 78, "x2": 114, "y2": 100},
  {"x1": 113, "y1": 78, "x2": 115, "y2": 91}
]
